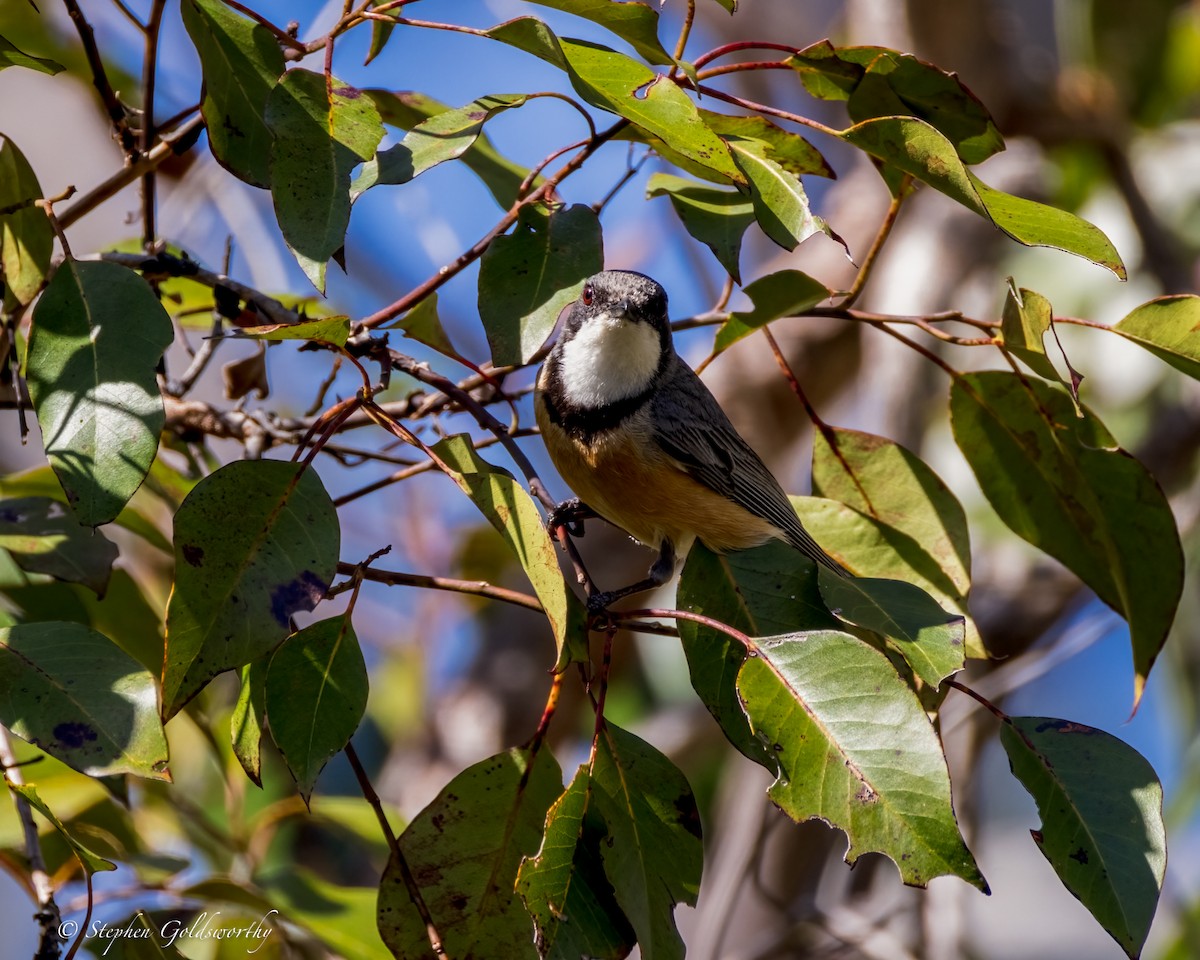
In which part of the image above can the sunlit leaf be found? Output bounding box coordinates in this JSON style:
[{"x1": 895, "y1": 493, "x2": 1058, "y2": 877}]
[
  {"x1": 26, "y1": 260, "x2": 173, "y2": 526},
  {"x1": 528, "y1": 0, "x2": 672, "y2": 64},
  {"x1": 646, "y1": 173, "x2": 754, "y2": 281},
  {"x1": 738, "y1": 630, "x2": 986, "y2": 889},
  {"x1": 712, "y1": 268, "x2": 830, "y2": 353},
  {"x1": 998, "y1": 281, "x2": 1074, "y2": 393},
  {"x1": 701, "y1": 111, "x2": 834, "y2": 177},
  {"x1": 0, "y1": 622, "x2": 170, "y2": 779},
  {"x1": 231, "y1": 658, "x2": 268, "y2": 787},
  {"x1": 0, "y1": 134, "x2": 54, "y2": 307},
  {"x1": 265, "y1": 70, "x2": 384, "y2": 291},
  {"x1": 0, "y1": 497, "x2": 117, "y2": 596},
  {"x1": 432, "y1": 435, "x2": 589, "y2": 669},
  {"x1": 950, "y1": 372, "x2": 1182, "y2": 704},
  {"x1": 729, "y1": 140, "x2": 825, "y2": 251},
  {"x1": 237, "y1": 315, "x2": 351, "y2": 347},
  {"x1": 1113, "y1": 295, "x2": 1200, "y2": 380},
  {"x1": 478, "y1": 203, "x2": 602, "y2": 366},
  {"x1": 181, "y1": 0, "x2": 285, "y2": 187},
  {"x1": 266, "y1": 614, "x2": 368, "y2": 804},
  {"x1": 378, "y1": 748, "x2": 562, "y2": 959},
  {"x1": 162, "y1": 460, "x2": 340, "y2": 719},
  {"x1": 1001, "y1": 717, "x2": 1165, "y2": 958},
  {"x1": 365, "y1": 0, "x2": 398, "y2": 65}
]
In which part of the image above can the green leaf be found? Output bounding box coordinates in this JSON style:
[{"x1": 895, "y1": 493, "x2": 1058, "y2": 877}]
[
  {"x1": 526, "y1": 0, "x2": 673, "y2": 65},
  {"x1": 738, "y1": 630, "x2": 986, "y2": 889},
  {"x1": 999, "y1": 281, "x2": 1073, "y2": 391},
  {"x1": 678, "y1": 541, "x2": 838, "y2": 766},
  {"x1": 713, "y1": 268, "x2": 831, "y2": 354},
  {"x1": 700, "y1": 111, "x2": 834, "y2": 177},
  {"x1": 729, "y1": 139, "x2": 825, "y2": 251},
  {"x1": 378, "y1": 747, "x2": 562, "y2": 959},
  {"x1": 365, "y1": 0, "x2": 398, "y2": 65},
  {"x1": 1000, "y1": 717, "x2": 1165, "y2": 958},
  {"x1": 516, "y1": 768, "x2": 637, "y2": 959},
  {"x1": 8, "y1": 784, "x2": 116, "y2": 874},
  {"x1": 840, "y1": 117, "x2": 1126, "y2": 277},
  {"x1": 812, "y1": 560, "x2": 965, "y2": 688},
  {"x1": 0, "y1": 134, "x2": 54, "y2": 307},
  {"x1": 264, "y1": 70, "x2": 384, "y2": 292},
  {"x1": 265, "y1": 614, "x2": 368, "y2": 803},
  {"x1": 354, "y1": 94, "x2": 529, "y2": 197},
  {"x1": 0, "y1": 35, "x2": 64, "y2": 75},
  {"x1": 237, "y1": 315, "x2": 351, "y2": 347},
  {"x1": 383, "y1": 292, "x2": 460, "y2": 358},
  {"x1": 261, "y1": 867, "x2": 391, "y2": 960},
  {"x1": 432, "y1": 435, "x2": 589, "y2": 669},
  {"x1": 1113, "y1": 295, "x2": 1200, "y2": 380},
  {"x1": 162, "y1": 460, "x2": 340, "y2": 720},
  {"x1": 26, "y1": 260, "x2": 174, "y2": 527},
  {"x1": 0, "y1": 497, "x2": 117, "y2": 596},
  {"x1": 646, "y1": 173, "x2": 754, "y2": 282},
  {"x1": 231, "y1": 658, "x2": 268, "y2": 787},
  {"x1": 810, "y1": 426, "x2": 980, "y2": 655},
  {"x1": 589, "y1": 723, "x2": 702, "y2": 960},
  {"x1": 487, "y1": 23, "x2": 744, "y2": 184},
  {"x1": 790, "y1": 41, "x2": 1004, "y2": 164},
  {"x1": 950, "y1": 372, "x2": 1182, "y2": 704},
  {"x1": 478, "y1": 203, "x2": 603, "y2": 366},
  {"x1": 0, "y1": 622, "x2": 170, "y2": 779},
  {"x1": 365, "y1": 90, "x2": 536, "y2": 208},
  {"x1": 181, "y1": 0, "x2": 285, "y2": 187}
]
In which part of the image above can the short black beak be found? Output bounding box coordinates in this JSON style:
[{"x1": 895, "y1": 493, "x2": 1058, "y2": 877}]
[{"x1": 614, "y1": 298, "x2": 631, "y2": 316}]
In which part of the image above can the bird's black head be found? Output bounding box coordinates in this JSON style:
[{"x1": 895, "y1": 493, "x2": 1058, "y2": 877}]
[{"x1": 564, "y1": 270, "x2": 671, "y2": 344}]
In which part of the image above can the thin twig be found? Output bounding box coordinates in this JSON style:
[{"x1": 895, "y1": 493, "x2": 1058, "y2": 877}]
[
  {"x1": 330, "y1": 561, "x2": 544, "y2": 612},
  {"x1": 141, "y1": 0, "x2": 168, "y2": 249},
  {"x1": 220, "y1": 0, "x2": 307, "y2": 52},
  {"x1": 61, "y1": 0, "x2": 138, "y2": 157},
  {"x1": 35, "y1": 190, "x2": 78, "y2": 259},
  {"x1": 838, "y1": 178, "x2": 910, "y2": 309},
  {"x1": 692, "y1": 84, "x2": 842, "y2": 139},
  {"x1": 692, "y1": 40, "x2": 801, "y2": 70},
  {"x1": 945, "y1": 679, "x2": 1008, "y2": 722},
  {"x1": 672, "y1": 0, "x2": 697, "y2": 63}
]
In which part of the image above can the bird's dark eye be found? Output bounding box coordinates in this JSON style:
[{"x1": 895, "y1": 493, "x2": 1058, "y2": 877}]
[{"x1": 581, "y1": 283, "x2": 594, "y2": 306}]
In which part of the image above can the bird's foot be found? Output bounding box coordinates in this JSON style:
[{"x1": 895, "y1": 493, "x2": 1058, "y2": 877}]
[{"x1": 546, "y1": 498, "x2": 593, "y2": 540}]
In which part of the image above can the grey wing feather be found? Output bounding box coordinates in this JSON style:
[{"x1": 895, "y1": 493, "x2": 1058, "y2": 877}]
[{"x1": 650, "y1": 356, "x2": 848, "y2": 575}]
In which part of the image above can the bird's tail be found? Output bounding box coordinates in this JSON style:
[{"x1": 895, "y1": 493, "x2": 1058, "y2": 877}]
[{"x1": 788, "y1": 526, "x2": 853, "y2": 578}]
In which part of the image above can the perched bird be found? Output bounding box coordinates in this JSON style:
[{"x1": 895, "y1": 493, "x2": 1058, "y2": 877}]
[{"x1": 536, "y1": 269, "x2": 848, "y2": 610}]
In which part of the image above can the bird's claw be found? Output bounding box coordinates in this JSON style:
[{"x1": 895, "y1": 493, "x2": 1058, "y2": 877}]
[{"x1": 547, "y1": 498, "x2": 589, "y2": 539}]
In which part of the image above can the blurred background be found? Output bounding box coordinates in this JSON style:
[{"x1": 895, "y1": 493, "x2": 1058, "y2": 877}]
[{"x1": 1, "y1": 0, "x2": 1199, "y2": 957}]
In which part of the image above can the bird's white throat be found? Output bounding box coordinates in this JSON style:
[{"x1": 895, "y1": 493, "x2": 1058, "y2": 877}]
[{"x1": 558, "y1": 313, "x2": 662, "y2": 409}]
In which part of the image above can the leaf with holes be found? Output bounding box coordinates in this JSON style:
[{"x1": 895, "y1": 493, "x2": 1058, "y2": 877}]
[
  {"x1": 841, "y1": 117, "x2": 1125, "y2": 276},
  {"x1": 0, "y1": 497, "x2": 118, "y2": 596},
  {"x1": 646, "y1": 173, "x2": 754, "y2": 281},
  {"x1": 378, "y1": 747, "x2": 562, "y2": 959},
  {"x1": 433, "y1": 435, "x2": 588, "y2": 669},
  {"x1": 0, "y1": 134, "x2": 54, "y2": 307},
  {"x1": 181, "y1": 0, "x2": 285, "y2": 187},
  {"x1": 1001, "y1": 717, "x2": 1165, "y2": 959},
  {"x1": 950, "y1": 372, "x2": 1182, "y2": 705},
  {"x1": 713, "y1": 268, "x2": 831, "y2": 354},
  {"x1": 162, "y1": 460, "x2": 340, "y2": 719},
  {"x1": 0, "y1": 622, "x2": 170, "y2": 779},
  {"x1": 478, "y1": 203, "x2": 603, "y2": 365},
  {"x1": 265, "y1": 70, "x2": 384, "y2": 291},
  {"x1": 1113, "y1": 295, "x2": 1200, "y2": 381},
  {"x1": 589, "y1": 723, "x2": 703, "y2": 960},
  {"x1": 738, "y1": 630, "x2": 986, "y2": 889},
  {"x1": 26, "y1": 260, "x2": 173, "y2": 527},
  {"x1": 266, "y1": 614, "x2": 368, "y2": 803}
]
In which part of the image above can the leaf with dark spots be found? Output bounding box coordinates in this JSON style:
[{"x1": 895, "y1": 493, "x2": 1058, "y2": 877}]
[
  {"x1": 182, "y1": 544, "x2": 204, "y2": 567},
  {"x1": 162, "y1": 461, "x2": 339, "y2": 720},
  {"x1": 53, "y1": 720, "x2": 98, "y2": 748}
]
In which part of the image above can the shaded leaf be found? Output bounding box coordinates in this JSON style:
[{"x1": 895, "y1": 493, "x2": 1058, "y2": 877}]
[
  {"x1": 383, "y1": 293, "x2": 461, "y2": 359},
  {"x1": 354, "y1": 94, "x2": 528, "y2": 197},
  {"x1": 378, "y1": 748, "x2": 562, "y2": 959},
  {"x1": 678, "y1": 540, "x2": 838, "y2": 766},
  {"x1": 365, "y1": 89, "x2": 536, "y2": 208},
  {"x1": 266, "y1": 614, "x2": 368, "y2": 804},
  {"x1": 1001, "y1": 717, "x2": 1165, "y2": 958},
  {"x1": 714, "y1": 268, "x2": 830, "y2": 354},
  {"x1": 261, "y1": 867, "x2": 390, "y2": 960},
  {"x1": 8, "y1": 784, "x2": 116, "y2": 874},
  {"x1": 26, "y1": 260, "x2": 173, "y2": 526},
  {"x1": 529, "y1": 0, "x2": 672, "y2": 64},
  {"x1": 231, "y1": 658, "x2": 268, "y2": 787},
  {"x1": 1113, "y1": 295, "x2": 1200, "y2": 380},
  {"x1": 840, "y1": 117, "x2": 1126, "y2": 277},
  {"x1": 0, "y1": 497, "x2": 117, "y2": 596},
  {"x1": 0, "y1": 35, "x2": 64, "y2": 75},
  {"x1": 950, "y1": 372, "x2": 1182, "y2": 704},
  {"x1": 237, "y1": 315, "x2": 351, "y2": 347},
  {"x1": 181, "y1": 0, "x2": 285, "y2": 187},
  {"x1": 265, "y1": 70, "x2": 384, "y2": 291},
  {"x1": 646, "y1": 173, "x2": 754, "y2": 281},
  {"x1": 433, "y1": 435, "x2": 589, "y2": 669},
  {"x1": 478, "y1": 203, "x2": 603, "y2": 366},
  {"x1": 222, "y1": 345, "x2": 269, "y2": 401},
  {"x1": 0, "y1": 133, "x2": 54, "y2": 307},
  {"x1": 791, "y1": 41, "x2": 1004, "y2": 163},
  {"x1": 365, "y1": 0, "x2": 398, "y2": 65},
  {"x1": 738, "y1": 630, "x2": 986, "y2": 889},
  {"x1": 999, "y1": 281, "x2": 1076, "y2": 398},
  {"x1": 516, "y1": 768, "x2": 637, "y2": 959},
  {"x1": 0, "y1": 622, "x2": 170, "y2": 779},
  {"x1": 162, "y1": 460, "x2": 340, "y2": 719},
  {"x1": 590, "y1": 723, "x2": 702, "y2": 960}
]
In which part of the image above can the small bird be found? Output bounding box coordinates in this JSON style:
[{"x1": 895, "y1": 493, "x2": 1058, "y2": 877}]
[{"x1": 536, "y1": 269, "x2": 848, "y2": 610}]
